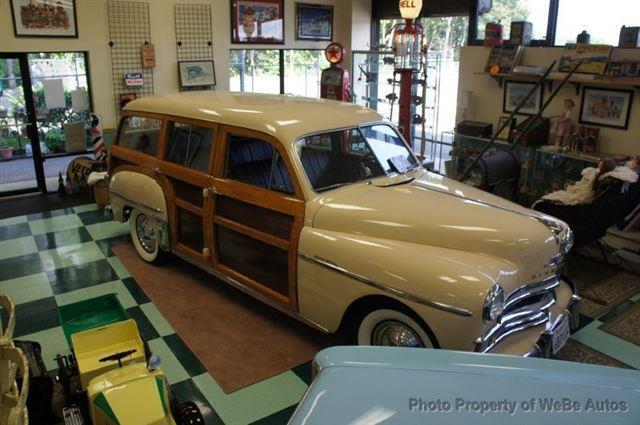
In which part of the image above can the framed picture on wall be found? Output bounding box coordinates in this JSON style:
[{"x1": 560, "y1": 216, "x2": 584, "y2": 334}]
[
  {"x1": 503, "y1": 81, "x2": 543, "y2": 115},
  {"x1": 579, "y1": 86, "x2": 634, "y2": 130},
  {"x1": 178, "y1": 61, "x2": 216, "y2": 88},
  {"x1": 296, "y1": 3, "x2": 333, "y2": 41},
  {"x1": 230, "y1": 0, "x2": 284, "y2": 44},
  {"x1": 10, "y1": 0, "x2": 78, "y2": 38}
]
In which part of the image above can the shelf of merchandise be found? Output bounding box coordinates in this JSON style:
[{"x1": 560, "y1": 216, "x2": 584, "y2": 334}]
[{"x1": 474, "y1": 72, "x2": 640, "y2": 94}]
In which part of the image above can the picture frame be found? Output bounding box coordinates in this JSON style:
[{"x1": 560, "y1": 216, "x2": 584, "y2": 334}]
[
  {"x1": 503, "y1": 81, "x2": 543, "y2": 115},
  {"x1": 230, "y1": 0, "x2": 284, "y2": 44},
  {"x1": 296, "y1": 3, "x2": 333, "y2": 41},
  {"x1": 10, "y1": 0, "x2": 78, "y2": 38},
  {"x1": 579, "y1": 87, "x2": 634, "y2": 130},
  {"x1": 178, "y1": 61, "x2": 217, "y2": 88}
]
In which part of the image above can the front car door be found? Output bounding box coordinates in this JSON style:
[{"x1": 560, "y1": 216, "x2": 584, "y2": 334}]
[{"x1": 210, "y1": 125, "x2": 305, "y2": 310}]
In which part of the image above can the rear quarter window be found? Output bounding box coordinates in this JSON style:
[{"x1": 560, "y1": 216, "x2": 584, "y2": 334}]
[{"x1": 117, "y1": 116, "x2": 162, "y2": 156}]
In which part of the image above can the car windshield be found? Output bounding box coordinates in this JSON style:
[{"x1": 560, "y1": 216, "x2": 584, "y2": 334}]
[{"x1": 297, "y1": 124, "x2": 418, "y2": 192}]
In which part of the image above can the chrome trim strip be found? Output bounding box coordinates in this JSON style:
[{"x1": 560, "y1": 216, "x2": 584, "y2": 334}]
[
  {"x1": 172, "y1": 250, "x2": 331, "y2": 333},
  {"x1": 299, "y1": 253, "x2": 473, "y2": 317},
  {"x1": 110, "y1": 190, "x2": 164, "y2": 214},
  {"x1": 478, "y1": 315, "x2": 549, "y2": 353}
]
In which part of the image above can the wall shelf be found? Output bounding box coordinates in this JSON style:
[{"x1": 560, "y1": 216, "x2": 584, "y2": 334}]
[{"x1": 475, "y1": 72, "x2": 640, "y2": 94}]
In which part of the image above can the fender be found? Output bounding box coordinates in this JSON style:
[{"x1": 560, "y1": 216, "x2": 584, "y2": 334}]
[
  {"x1": 297, "y1": 227, "x2": 519, "y2": 344},
  {"x1": 109, "y1": 166, "x2": 172, "y2": 251}
]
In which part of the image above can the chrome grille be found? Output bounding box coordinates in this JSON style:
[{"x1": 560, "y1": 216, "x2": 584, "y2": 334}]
[{"x1": 476, "y1": 276, "x2": 560, "y2": 353}]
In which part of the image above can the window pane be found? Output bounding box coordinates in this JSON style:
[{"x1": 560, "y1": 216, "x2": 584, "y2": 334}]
[
  {"x1": 556, "y1": 0, "x2": 637, "y2": 45},
  {"x1": 270, "y1": 151, "x2": 295, "y2": 194},
  {"x1": 225, "y1": 134, "x2": 275, "y2": 189},
  {"x1": 229, "y1": 50, "x2": 280, "y2": 94},
  {"x1": 477, "y1": 0, "x2": 550, "y2": 41},
  {"x1": 361, "y1": 125, "x2": 417, "y2": 174},
  {"x1": 284, "y1": 50, "x2": 323, "y2": 98},
  {"x1": 117, "y1": 116, "x2": 161, "y2": 156},
  {"x1": 166, "y1": 122, "x2": 214, "y2": 173}
]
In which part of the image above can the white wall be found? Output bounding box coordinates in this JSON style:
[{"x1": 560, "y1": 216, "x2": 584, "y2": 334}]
[
  {"x1": 0, "y1": 0, "x2": 370, "y2": 130},
  {"x1": 456, "y1": 46, "x2": 640, "y2": 155}
]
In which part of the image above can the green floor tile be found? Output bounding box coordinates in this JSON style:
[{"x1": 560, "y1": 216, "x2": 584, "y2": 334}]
[
  {"x1": 140, "y1": 302, "x2": 175, "y2": 337},
  {"x1": 18, "y1": 326, "x2": 69, "y2": 372},
  {"x1": 0, "y1": 272, "x2": 53, "y2": 305},
  {"x1": 73, "y1": 203, "x2": 99, "y2": 214},
  {"x1": 0, "y1": 216, "x2": 27, "y2": 226},
  {"x1": 148, "y1": 337, "x2": 190, "y2": 384},
  {"x1": 0, "y1": 236, "x2": 37, "y2": 260},
  {"x1": 28, "y1": 214, "x2": 83, "y2": 235},
  {"x1": 85, "y1": 221, "x2": 129, "y2": 241},
  {"x1": 192, "y1": 371, "x2": 307, "y2": 425},
  {"x1": 55, "y1": 279, "x2": 138, "y2": 310},
  {"x1": 34, "y1": 227, "x2": 92, "y2": 251},
  {"x1": 39, "y1": 241, "x2": 105, "y2": 271},
  {"x1": 164, "y1": 333, "x2": 207, "y2": 377},
  {"x1": 107, "y1": 256, "x2": 131, "y2": 279}
]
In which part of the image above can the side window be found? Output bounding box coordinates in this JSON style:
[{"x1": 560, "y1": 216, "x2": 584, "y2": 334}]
[
  {"x1": 225, "y1": 134, "x2": 294, "y2": 195},
  {"x1": 117, "y1": 116, "x2": 162, "y2": 156},
  {"x1": 165, "y1": 122, "x2": 214, "y2": 173}
]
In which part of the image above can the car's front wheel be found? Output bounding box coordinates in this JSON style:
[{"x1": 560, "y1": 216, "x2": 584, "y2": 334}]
[
  {"x1": 130, "y1": 209, "x2": 168, "y2": 265},
  {"x1": 357, "y1": 308, "x2": 434, "y2": 348}
]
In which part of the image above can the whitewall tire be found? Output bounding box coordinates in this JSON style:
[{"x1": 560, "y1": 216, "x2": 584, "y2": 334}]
[
  {"x1": 130, "y1": 209, "x2": 167, "y2": 265},
  {"x1": 357, "y1": 309, "x2": 433, "y2": 348}
]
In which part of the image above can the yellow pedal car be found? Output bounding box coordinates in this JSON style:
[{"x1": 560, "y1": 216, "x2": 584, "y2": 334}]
[{"x1": 56, "y1": 294, "x2": 203, "y2": 425}]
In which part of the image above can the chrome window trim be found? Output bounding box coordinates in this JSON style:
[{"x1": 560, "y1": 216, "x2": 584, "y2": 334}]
[{"x1": 299, "y1": 253, "x2": 473, "y2": 317}]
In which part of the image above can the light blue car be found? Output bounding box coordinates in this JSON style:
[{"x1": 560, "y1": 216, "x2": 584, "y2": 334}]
[{"x1": 288, "y1": 346, "x2": 640, "y2": 425}]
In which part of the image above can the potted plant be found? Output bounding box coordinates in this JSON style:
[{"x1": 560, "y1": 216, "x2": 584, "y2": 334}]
[
  {"x1": 0, "y1": 139, "x2": 14, "y2": 160},
  {"x1": 44, "y1": 129, "x2": 66, "y2": 153}
]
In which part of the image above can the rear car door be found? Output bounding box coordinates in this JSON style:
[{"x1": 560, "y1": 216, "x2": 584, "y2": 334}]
[
  {"x1": 158, "y1": 118, "x2": 218, "y2": 264},
  {"x1": 210, "y1": 125, "x2": 305, "y2": 310}
]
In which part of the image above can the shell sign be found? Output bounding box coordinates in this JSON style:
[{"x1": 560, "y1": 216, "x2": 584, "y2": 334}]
[{"x1": 399, "y1": 0, "x2": 423, "y2": 19}]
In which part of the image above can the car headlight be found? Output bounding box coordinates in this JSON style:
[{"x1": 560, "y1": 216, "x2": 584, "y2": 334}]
[{"x1": 483, "y1": 284, "x2": 504, "y2": 323}]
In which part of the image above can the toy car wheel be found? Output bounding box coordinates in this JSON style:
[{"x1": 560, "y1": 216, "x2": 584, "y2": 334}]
[
  {"x1": 357, "y1": 309, "x2": 434, "y2": 348},
  {"x1": 130, "y1": 209, "x2": 168, "y2": 265},
  {"x1": 177, "y1": 401, "x2": 204, "y2": 424}
]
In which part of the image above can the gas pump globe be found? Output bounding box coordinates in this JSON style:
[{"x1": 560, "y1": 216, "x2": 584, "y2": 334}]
[{"x1": 392, "y1": 0, "x2": 426, "y2": 141}]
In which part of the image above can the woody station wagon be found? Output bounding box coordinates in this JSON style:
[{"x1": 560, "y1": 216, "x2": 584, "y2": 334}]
[{"x1": 107, "y1": 91, "x2": 580, "y2": 356}]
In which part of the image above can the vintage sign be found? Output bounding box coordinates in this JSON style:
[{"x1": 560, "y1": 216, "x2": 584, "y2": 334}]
[
  {"x1": 124, "y1": 72, "x2": 144, "y2": 87},
  {"x1": 399, "y1": 0, "x2": 422, "y2": 19},
  {"x1": 142, "y1": 43, "x2": 156, "y2": 68}
]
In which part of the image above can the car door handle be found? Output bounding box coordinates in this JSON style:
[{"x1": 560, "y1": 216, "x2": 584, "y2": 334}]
[{"x1": 154, "y1": 167, "x2": 163, "y2": 175}]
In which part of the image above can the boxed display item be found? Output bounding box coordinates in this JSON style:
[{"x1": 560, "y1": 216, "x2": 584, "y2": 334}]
[
  {"x1": 510, "y1": 21, "x2": 532, "y2": 46},
  {"x1": 511, "y1": 116, "x2": 550, "y2": 146},
  {"x1": 456, "y1": 120, "x2": 493, "y2": 138},
  {"x1": 619, "y1": 26, "x2": 640, "y2": 48},
  {"x1": 558, "y1": 44, "x2": 613, "y2": 74},
  {"x1": 606, "y1": 60, "x2": 640, "y2": 77},
  {"x1": 484, "y1": 22, "x2": 504, "y2": 47},
  {"x1": 484, "y1": 45, "x2": 523, "y2": 73}
]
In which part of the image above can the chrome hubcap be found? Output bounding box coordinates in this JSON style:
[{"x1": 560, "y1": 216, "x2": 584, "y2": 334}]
[
  {"x1": 135, "y1": 214, "x2": 156, "y2": 253},
  {"x1": 371, "y1": 320, "x2": 424, "y2": 347}
]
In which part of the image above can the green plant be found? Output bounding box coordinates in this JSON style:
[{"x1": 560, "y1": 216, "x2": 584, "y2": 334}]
[
  {"x1": 44, "y1": 129, "x2": 66, "y2": 153},
  {"x1": 0, "y1": 135, "x2": 29, "y2": 149},
  {"x1": 0, "y1": 139, "x2": 10, "y2": 149}
]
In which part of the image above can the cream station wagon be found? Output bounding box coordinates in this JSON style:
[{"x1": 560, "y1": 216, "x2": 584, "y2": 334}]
[{"x1": 107, "y1": 92, "x2": 580, "y2": 357}]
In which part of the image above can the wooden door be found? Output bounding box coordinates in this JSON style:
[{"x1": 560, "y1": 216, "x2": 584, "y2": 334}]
[
  {"x1": 157, "y1": 117, "x2": 218, "y2": 264},
  {"x1": 210, "y1": 125, "x2": 305, "y2": 310}
]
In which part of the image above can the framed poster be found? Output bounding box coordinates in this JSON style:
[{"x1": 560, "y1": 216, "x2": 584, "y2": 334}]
[
  {"x1": 178, "y1": 61, "x2": 216, "y2": 88},
  {"x1": 503, "y1": 81, "x2": 543, "y2": 115},
  {"x1": 579, "y1": 87, "x2": 634, "y2": 130},
  {"x1": 231, "y1": 0, "x2": 284, "y2": 44},
  {"x1": 10, "y1": 0, "x2": 78, "y2": 38},
  {"x1": 557, "y1": 44, "x2": 612, "y2": 74},
  {"x1": 296, "y1": 3, "x2": 333, "y2": 41}
]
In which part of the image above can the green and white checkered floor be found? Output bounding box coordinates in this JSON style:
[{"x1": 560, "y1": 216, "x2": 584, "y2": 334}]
[{"x1": 0, "y1": 203, "x2": 310, "y2": 425}]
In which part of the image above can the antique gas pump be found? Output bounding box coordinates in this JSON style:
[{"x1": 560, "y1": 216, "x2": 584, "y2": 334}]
[
  {"x1": 392, "y1": 0, "x2": 426, "y2": 142},
  {"x1": 320, "y1": 42, "x2": 351, "y2": 101}
]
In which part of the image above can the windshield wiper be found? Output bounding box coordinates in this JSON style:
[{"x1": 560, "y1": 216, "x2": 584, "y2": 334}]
[{"x1": 316, "y1": 182, "x2": 353, "y2": 193}]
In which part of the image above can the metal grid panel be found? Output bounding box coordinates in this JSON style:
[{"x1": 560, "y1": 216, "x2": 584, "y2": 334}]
[
  {"x1": 175, "y1": 3, "x2": 215, "y2": 91},
  {"x1": 107, "y1": 1, "x2": 154, "y2": 119}
]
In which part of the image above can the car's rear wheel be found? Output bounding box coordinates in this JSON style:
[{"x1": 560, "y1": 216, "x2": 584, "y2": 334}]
[
  {"x1": 130, "y1": 209, "x2": 168, "y2": 265},
  {"x1": 357, "y1": 308, "x2": 434, "y2": 348}
]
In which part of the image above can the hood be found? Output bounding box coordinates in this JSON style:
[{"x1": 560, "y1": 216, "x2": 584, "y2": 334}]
[
  {"x1": 311, "y1": 171, "x2": 563, "y2": 287},
  {"x1": 93, "y1": 373, "x2": 170, "y2": 425}
]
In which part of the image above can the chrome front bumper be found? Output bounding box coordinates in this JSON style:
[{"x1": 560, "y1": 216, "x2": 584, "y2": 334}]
[{"x1": 525, "y1": 294, "x2": 581, "y2": 358}]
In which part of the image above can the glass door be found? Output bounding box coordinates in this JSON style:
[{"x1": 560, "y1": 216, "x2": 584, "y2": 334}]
[{"x1": 0, "y1": 53, "x2": 45, "y2": 196}]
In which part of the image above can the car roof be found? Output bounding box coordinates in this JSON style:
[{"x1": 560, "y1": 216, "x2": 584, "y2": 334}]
[{"x1": 123, "y1": 91, "x2": 385, "y2": 145}]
